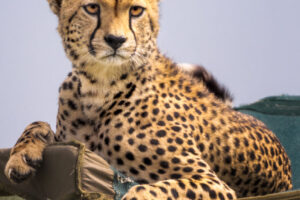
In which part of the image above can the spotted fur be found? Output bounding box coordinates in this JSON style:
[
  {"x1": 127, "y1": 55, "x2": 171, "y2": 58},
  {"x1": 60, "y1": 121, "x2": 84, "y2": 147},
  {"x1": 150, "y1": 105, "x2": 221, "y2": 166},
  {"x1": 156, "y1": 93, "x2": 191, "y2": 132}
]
[
  {"x1": 5, "y1": 0, "x2": 292, "y2": 199},
  {"x1": 180, "y1": 63, "x2": 233, "y2": 106}
]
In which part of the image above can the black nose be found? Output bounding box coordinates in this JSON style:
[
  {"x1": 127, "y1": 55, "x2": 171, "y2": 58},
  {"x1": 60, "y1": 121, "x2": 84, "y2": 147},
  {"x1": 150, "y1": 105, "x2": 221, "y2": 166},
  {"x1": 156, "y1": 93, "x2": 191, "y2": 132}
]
[{"x1": 104, "y1": 34, "x2": 127, "y2": 50}]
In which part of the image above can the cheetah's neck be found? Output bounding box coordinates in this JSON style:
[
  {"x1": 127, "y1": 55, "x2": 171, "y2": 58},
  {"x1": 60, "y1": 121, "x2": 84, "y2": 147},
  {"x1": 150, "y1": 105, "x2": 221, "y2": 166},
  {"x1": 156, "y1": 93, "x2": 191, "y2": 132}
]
[{"x1": 75, "y1": 51, "x2": 170, "y2": 119}]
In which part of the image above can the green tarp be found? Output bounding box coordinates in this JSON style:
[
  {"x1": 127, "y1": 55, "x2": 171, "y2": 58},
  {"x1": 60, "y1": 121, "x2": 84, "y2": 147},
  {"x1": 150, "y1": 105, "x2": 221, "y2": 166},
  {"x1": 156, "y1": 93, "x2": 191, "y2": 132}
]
[{"x1": 0, "y1": 96, "x2": 299, "y2": 199}]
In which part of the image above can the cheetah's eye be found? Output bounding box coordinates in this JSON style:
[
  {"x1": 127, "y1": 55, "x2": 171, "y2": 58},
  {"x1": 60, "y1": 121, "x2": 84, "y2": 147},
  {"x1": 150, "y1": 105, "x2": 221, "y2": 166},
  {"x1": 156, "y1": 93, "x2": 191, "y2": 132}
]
[
  {"x1": 83, "y1": 4, "x2": 100, "y2": 15},
  {"x1": 130, "y1": 6, "x2": 145, "y2": 18}
]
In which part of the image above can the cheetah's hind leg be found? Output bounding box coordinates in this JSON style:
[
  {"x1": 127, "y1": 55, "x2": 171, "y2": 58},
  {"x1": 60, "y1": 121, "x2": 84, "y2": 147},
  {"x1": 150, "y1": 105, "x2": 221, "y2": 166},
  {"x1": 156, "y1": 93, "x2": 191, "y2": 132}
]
[{"x1": 122, "y1": 177, "x2": 236, "y2": 200}]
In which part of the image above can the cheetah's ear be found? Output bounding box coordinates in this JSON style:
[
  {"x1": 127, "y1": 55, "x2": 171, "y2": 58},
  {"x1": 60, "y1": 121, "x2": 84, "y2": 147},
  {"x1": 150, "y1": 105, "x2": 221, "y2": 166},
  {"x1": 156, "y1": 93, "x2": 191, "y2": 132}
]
[{"x1": 47, "y1": 0, "x2": 63, "y2": 16}]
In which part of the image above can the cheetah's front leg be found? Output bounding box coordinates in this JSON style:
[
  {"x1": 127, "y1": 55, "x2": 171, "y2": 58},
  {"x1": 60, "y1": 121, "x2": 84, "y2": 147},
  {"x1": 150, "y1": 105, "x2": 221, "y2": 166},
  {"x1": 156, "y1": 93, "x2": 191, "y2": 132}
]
[
  {"x1": 4, "y1": 121, "x2": 55, "y2": 183},
  {"x1": 122, "y1": 177, "x2": 236, "y2": 200}
]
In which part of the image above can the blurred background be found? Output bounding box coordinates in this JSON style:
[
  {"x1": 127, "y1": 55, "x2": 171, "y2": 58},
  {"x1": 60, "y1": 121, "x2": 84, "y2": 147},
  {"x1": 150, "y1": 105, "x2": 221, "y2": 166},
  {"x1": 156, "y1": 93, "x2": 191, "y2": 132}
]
[{"x1": 0, "y1": 0, "x2": 299, "y2": 148}]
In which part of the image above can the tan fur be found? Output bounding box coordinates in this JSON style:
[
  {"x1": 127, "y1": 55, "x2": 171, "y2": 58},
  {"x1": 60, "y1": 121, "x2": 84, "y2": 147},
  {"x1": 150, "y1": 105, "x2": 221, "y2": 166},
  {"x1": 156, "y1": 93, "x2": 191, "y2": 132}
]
[{"x1": 5, "y1": 1, "x2": 292, "y2": 199}]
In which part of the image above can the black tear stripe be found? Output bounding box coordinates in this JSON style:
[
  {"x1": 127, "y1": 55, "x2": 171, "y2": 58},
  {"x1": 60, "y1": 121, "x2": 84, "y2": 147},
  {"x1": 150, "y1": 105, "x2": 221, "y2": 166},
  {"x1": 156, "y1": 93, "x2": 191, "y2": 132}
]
[
  {"x1": 129, "y1": 15, "x2": 137, "y2": 54},
  {"x1": 148, "y1": 14, "x2": 154, "y2": 32},
  {"x1": 89, "y1": 8, "x2": 102, "y2": 56},
  {"x1": 68, "y1": 11, "x2": 78, "y2": 23}
]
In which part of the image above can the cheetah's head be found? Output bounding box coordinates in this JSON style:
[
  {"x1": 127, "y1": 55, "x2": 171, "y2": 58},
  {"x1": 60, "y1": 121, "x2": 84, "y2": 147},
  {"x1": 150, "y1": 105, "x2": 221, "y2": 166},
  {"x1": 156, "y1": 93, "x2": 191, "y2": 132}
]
[{"x1": 47, "y1": 0, "x2": 160, "y2": 71}]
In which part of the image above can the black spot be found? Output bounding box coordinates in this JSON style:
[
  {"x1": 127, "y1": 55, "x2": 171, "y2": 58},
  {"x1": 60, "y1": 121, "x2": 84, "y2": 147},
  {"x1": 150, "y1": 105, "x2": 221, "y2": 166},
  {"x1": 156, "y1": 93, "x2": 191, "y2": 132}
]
[
  {"x1": 189, "y1": 114, "x2": 195, "y2": 121},
  {"x1": 125, "y1": 84, "x2": 136, "y2": 98},
  {"x1": 135, "y1": 99, "x2": 141, "y2": 106},
  {"x1": 171, "y1": 157, "x2": 180, "y2": 164},
  {"x1": 159, "y1": 83, "x2": 165, "y2": 89},
  {"x1": 68, "y1": 100, "x2": 77, "y2": 110},
  {"x1": 183, "y1": 167, "x2": 193, "y2": 173},
  {"x1": 152, "y1": 108, "x2": 159, "y2": 115},
  {"x1": 171, "y1": 188, "x2": 179, "y2": 198},
  {"x1": 137, "y1": 133, "x2": 145, "y2": 139},
  {"x1": 273, "y1": 162, "x2": 278, "y2": 170},
  {"x1": 152, "y1": 99, "x2": 158, "y2": 105},
  {"x1": 108, "y1": 101, "x2": 117, "y2": 110},
  {"x1": 244, "y1": 138, "x2": 249, "y2": 147},
  {"x1": 113, "y1": 92, "x2": 123, "y2": 99},
  {"x1": 174, "y1": 112, "x2": 180, "y2": 118},
  {"x1": 150, "y1": 190, "x2": 157, "y2": 197},
  {"x1": 128, "y1": 127, "x2": 135, "y2": 134},
  {"x1": 170, "y1": 174, "x2": 182, "y2": 179},
  {"x1": 167, "y1": 115, "x2": 174, "y2": 121},
  {"x1": 114, "y1": 145, "x2": 121, "y2": 152},
  {"x1": 227, "y1": 193, "x2": 234, "y2": 200},
  {"x1": 249, "y1": 151, "x2": 256, "y2": 160},
  {"x1": 175, "y1": 137, "x2": 183, "y2": 145},
  {"x1": 156, "y1": 130, "x2": 166, "y2": 137},
  {"x1": 104, "y1": 118, "x2": 111, "y2": 126},
  {"x1": 201, "y1": 183, "x2": 210, "y2": 192},
  {"x1": 138, "y1": 145, "x2": 147, "y2": 152},
  {"x1": 114, "y1": 109, "x2": 123, "y2": 115},
  {"x1": 157, "y1": 121, "x2": 166, "y2": 126},
  {"x1": 159, "y1": 186, "x2": 168, "y2": 194},
  {"x1": 128, "y1": 139, "x2": 134, "y2": 145},
  {"x1": 201, "y1": 104, "x2": 207, "y2": 112},
  {"x1": 255, "y1": 164, "x2": 261, "y2": 173},
  {"x1": 130, "y1": 167, "x2": 139, "y2": 175},
  {"x1": 115, "y1": 122, "x2": 123, "y2": 128},
  {"x1": 186, "y1": 189, "x2": 196, "y2": 199},
  {"x1": 141, "y1": 112, "x2": 148, "y2": 118},
  {"x1": 164, "y1": 103, "x2": 170, "y2": 109},
  {"x1": 120, "y1": 73, "x2": 128, "y2": 80},
  {"x1": 185, "y1": 86, "x2": 192, "y2": 93},
  {"x1": 143, "y1": 157, "x2": 152, "y2": 165},
  {"x1": 150, "y1": 139, "x2": 159, "y2": 145},
  {"x1": 178, "y1": 180, "x2": 186, "y2": 190},
  {"x1": 223, "y1": 146, "x2": 230, "y2": 153},
  {"x1": 156, "y1": 148, "x2": 165, "y2": 155},
  {"x1": 140, "y1": 102, "x2": 147, "y2": 108},
  {"x1": 125, "y1": 152, "x2": 135, "y2": 161},
  {"x1": 171, "y1": 126, "x2": 181, "y2": 132},
  {"x1": 234, "y1": 138, "x2": 240, "y2": 147},
  {"x1": 192, "y1": 174, "x2": 202, "y2": 180},
  {"x1": 198, "y1": 161, "x2": 206, "y2": 167},
  {"x1": 149, "y1": 173, "x2": 159, "y2": 180},
  {"x1": 117, "y1": 158, "x2": 124, "y2": 165},
  {"x1": 190, "y1": 181, "x2": 197, "y2": 189},
  {"x1": 168, "y1": 146, "x2": 177, "y2": 152},
  {"x1": 209, "y1": 190, "x2": 217, "y2": 199},
  {"x1": 136, "y1": 186, "x2": 145, "y2": 192},
  {"x1": 100, "y1": 110, "x2": 107, "y2": 118},
  {"x1": 211, "y1": 124, "x2": 216, "y2": 133},
  {"x1": 118, "y1": 100, "x2": 125, "y2": 106},
  {"x1": 238, "y1": 153, "x2": 245, "y2": 162},
  {"x1": 183, "y1": 104, "x2": 190, "y2": 111},
  {"x1": 198, "y1": 143, "x2": 205, "y2": 152},
  {"x1": 160, "y1": 161, "x2": 169, "y2": 169},
  {"x1": 225, "y1": 156, "x2": 232, "y2": 164},
  {"x1": 242, "y1": 167, "x2": 250, "y2": 176},
  {"x1": 104, "y1": 137, "x2": 110, "y2": 145},
  {"x1": 139, "y1": 165, "x2": 146, "y2": 171}
]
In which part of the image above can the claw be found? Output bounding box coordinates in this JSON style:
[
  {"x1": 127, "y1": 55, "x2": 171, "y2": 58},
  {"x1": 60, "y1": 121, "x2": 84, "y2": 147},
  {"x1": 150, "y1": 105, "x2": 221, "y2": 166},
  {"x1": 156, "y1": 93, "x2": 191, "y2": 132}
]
[
  {"x1": 9, "y1": 168, "x2": 32, "y2": 184},
  {"x1": 7, "y1": 168, "x2": 12, "y2": 179}
]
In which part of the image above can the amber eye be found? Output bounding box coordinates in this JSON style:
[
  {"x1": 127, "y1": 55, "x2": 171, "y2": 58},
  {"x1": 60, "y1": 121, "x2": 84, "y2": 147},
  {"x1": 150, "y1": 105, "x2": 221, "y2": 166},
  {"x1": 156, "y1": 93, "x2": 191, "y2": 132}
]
[
  {"x1": 83, "y1": 4, "x2": 100, "y2": 15},
  {"x1": 130, "y1": 6, "x2": 145, "y2": 17}
]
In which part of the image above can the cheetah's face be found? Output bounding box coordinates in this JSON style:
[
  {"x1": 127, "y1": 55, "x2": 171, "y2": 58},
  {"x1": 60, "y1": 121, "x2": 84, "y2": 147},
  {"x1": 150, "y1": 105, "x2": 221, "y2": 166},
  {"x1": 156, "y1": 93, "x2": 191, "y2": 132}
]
[{"x1": 47, "y1": 0, "x2": 160, "y2": 68}]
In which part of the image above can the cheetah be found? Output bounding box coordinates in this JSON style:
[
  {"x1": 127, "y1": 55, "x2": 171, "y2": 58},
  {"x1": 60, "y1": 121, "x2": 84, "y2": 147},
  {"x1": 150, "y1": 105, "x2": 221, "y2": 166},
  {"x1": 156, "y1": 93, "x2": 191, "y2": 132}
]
[{"x1": 5, "y1": 0, "x2": 292, "y2": 199}]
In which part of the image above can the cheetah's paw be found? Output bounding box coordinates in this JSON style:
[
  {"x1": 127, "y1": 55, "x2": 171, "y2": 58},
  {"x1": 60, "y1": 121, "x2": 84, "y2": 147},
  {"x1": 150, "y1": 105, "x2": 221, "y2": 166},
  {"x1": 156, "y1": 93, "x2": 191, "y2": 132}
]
[{"x1": 5, "y1": 141, "x2": 45, "y2": 183}]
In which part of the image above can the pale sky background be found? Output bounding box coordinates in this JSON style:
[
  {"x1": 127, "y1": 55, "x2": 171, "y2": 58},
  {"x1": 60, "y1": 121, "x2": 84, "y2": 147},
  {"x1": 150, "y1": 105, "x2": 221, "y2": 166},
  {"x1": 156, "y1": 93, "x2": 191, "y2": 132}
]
[{"x1": 0, "y1": 1, "x2": 299, "y2": 148}]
